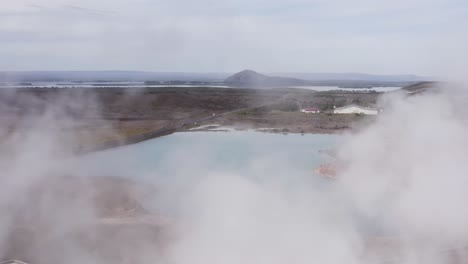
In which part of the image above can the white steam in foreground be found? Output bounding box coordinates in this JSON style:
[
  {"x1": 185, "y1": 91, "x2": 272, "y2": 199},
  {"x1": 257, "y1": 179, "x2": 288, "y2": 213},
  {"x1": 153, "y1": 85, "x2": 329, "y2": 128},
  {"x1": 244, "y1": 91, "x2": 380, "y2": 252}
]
[
  {"x1": 1, "y1": 87, "x2": 468, "y2": 264},
  {"x1": 162, "y1": 87, "x2": 468, "y2": 264},
  {"x1": 336, "y1": 88, "x2": 468, "y2": 261}
]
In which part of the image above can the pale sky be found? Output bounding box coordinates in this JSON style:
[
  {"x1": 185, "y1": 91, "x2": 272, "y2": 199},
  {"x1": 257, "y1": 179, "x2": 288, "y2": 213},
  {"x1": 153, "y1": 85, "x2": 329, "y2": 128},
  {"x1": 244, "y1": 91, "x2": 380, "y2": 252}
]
[{"x1": 1, "y1": 0, "x2": 468, "y2": 77}]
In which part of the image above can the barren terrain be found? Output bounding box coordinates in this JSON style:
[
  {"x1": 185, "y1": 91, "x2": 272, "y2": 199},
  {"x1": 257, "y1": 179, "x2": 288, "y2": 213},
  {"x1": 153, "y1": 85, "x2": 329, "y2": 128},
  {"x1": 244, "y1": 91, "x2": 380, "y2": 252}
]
[{"x1": 0, "y1": 87, "x2": 382, "y2": 151}]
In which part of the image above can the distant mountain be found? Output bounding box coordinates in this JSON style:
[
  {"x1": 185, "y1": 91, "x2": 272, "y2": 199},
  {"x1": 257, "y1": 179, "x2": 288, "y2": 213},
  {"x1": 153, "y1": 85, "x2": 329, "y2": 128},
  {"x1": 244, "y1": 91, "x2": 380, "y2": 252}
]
[
  {"x1": 224, "y1": 70, "x2": 423, "y2": 88},
  {"x1": 401, "y1": 82, "x2": 439, "y2": 94},
  {"x1": 224, "y1": 70, "x2": 308, "y2": 87}
]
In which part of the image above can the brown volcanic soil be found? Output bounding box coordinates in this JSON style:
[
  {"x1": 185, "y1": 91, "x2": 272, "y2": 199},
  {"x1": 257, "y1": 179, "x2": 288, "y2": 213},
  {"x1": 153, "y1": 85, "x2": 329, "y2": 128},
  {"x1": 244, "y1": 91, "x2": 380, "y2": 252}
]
[
  {"x1": 0, "y1": 87, "x2": 381, "y2": 150},
  {"x1": 2, "y1": 175, "x2": 169, "y2": 264},
  {"x1": 211, "y1": 111, "x2": 376, "y2": 134}
]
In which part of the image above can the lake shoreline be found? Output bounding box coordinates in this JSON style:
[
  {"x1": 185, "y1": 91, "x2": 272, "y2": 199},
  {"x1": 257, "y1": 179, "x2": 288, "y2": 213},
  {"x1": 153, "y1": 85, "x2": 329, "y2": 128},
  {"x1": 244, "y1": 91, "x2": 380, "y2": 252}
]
[{"x1": 79, "y1": 124, "x2": 345, "y2": 154}]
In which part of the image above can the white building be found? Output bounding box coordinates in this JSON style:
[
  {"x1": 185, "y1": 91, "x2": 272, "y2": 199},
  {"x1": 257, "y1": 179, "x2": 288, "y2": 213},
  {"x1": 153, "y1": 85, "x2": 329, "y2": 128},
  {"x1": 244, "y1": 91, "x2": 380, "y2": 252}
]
[
  {"x1": 333, "y1": 104, "x2": 379, "y2": 115},
  {"x1": 300, "y1": 107, "x2": 321, "y2": 114}
]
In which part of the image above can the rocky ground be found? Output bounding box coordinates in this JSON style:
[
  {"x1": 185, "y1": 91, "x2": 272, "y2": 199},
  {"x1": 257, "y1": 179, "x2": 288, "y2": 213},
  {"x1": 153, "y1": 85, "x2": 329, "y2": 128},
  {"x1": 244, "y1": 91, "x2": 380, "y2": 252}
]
[
  {"x1": 205, "y1": 111, "x2": 376, "y2": 134},
  {"x1": 0, "y1": 87, "x2": 383, "y2": 151},
  {"x1": 1, "y1": 175, "x2": 170, "y2": 264}
]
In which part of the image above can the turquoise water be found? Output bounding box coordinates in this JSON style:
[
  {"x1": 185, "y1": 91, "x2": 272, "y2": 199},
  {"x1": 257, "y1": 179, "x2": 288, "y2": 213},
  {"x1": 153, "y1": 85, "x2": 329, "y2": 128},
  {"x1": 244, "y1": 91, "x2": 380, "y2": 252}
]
[
  {"x1": 77, "y1": 131, "x2": 339, "y2": 183},
  {"x1": 73, "y1": 131, "x2": 390, "y2": 234}
]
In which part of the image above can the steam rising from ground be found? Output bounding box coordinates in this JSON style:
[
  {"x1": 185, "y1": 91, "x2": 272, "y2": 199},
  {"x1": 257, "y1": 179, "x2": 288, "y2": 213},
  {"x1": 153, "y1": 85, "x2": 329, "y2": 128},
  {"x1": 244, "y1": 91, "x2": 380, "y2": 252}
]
[
  {"x1": 1, "y1": 86, "x2": 468, "y2": 264},
  {"x1": 336, "y1": 88, "x2": 468, "y2": 260},
  {"x1": 161, "y1": 86, "x2": 468, "y2": 264}
]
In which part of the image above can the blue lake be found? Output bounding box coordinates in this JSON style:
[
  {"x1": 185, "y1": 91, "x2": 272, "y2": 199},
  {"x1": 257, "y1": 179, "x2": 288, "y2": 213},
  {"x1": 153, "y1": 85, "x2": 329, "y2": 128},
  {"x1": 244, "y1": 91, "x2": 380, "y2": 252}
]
[
  {"x1": 71, "y1": 131, "x2": 390, "y2": 235},
  {"x1": 77, "y1": 131, "x2": 339, "y2": 182}
]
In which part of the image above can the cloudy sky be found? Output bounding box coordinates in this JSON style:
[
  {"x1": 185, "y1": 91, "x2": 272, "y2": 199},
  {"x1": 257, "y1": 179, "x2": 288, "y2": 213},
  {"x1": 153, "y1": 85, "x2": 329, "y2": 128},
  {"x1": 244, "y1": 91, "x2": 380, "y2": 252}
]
[{"x1": 1, "y1": 0, "x2": 467, "y2": 76}]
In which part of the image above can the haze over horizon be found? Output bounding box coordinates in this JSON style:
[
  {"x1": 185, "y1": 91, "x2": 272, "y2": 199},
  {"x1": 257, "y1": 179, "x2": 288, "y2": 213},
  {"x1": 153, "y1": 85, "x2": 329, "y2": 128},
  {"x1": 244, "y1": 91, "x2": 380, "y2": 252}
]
[
  {"x1": 1, "y1": 0, "x2": 468, "y2": 78},
  {"x1": 3, "y1": 1, "x2": 468, "y2": 263}
]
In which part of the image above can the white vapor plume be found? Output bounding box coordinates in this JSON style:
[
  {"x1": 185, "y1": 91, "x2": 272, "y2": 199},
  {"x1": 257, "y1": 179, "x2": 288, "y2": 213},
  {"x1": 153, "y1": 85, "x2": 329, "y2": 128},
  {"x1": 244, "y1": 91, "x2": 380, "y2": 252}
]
[
  {"x1": 148, "y1": 86, "x2": 468, "y2": 264},
  {"x1": 335, "y1": 86, "x2": 468, "y2": 261},
  {"x1": 0, "y1": 90, "x2": 167, "y2": 264},
  {"x1": 165, "y1": 173, "x2": 361, "y2": 264},
  {"x1": 1, "y1": 84, "x2": 468, "y2": 264}
]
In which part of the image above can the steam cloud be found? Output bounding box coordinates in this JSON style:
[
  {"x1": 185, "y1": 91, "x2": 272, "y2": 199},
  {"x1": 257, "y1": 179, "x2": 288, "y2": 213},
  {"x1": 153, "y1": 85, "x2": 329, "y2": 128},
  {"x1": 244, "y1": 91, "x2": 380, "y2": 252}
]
[{"x1": 1, "y1": 85, "x2": 468, "y2": 264}]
